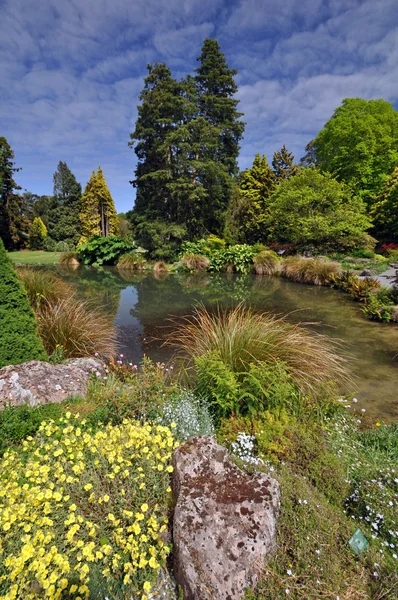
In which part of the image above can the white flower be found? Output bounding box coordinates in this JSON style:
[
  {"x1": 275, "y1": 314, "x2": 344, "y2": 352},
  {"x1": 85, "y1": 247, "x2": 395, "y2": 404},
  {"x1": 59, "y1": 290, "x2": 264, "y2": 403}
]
[{"x1": 287, "y1": 569, "x2": 293, "y2": 576}]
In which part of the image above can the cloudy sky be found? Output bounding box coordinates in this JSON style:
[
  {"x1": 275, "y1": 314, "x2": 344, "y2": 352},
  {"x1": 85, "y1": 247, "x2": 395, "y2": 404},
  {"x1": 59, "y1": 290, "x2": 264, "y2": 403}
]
[{"x1": 1, "y1": 0, "x2": 397, "y2": 213}]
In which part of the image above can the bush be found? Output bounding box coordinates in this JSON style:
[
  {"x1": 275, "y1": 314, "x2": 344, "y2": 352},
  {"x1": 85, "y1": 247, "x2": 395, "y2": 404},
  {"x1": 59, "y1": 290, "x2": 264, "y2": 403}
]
[
  {"x1": 362, "y1": 295, "x2": 395, "y2": 322},
  {"x1": 59, "y1": 251, "x2": 79, "y2": 266},
  {"x1": 36, "y1": 296, "x2": 117, "y2": 358},
  {"x1": 253, "y1": 250, "x2": 280, "y2": 275},
  {"x1": 0, "y1": 238, "x2": 47, "y2": 367},
  {"x1": 210, "y1": 244, "x2": 256, "y2": 273},
  {"x1": 330, "y1": 271, "x2": 381, "y2": 301},
  {"x1": 168, "y1": 304, "x2": 351, "y2": 399},
  {"x1": 117, "y1": 252, "x2": 147, "y2": 271},
  {"x1": 0, "y1": 415, "x2": 174, "y2": 599},
  {"x1": 157, "y1": 390, "x2": 215, "y2": 441},
  {"x1": 17, "y1": 268, "x2": 73, "y2": 308},
  {"x1": 77, "y1": 235, "x2": 134, "y2": 266},
  {"x1": 281, "y1": 256, "x2": 340, "y2": 285},
  {"x1": 55, "y1": 240, "x2": 74, "y2": 252},
  {"x1": 180, "y1": 253, "x2": 210, "y2": 272},
  {"x1": 350, "y1": 248, "x2": 375, "y2": 259},
  {"x1": 42, "y1": 237, "x2": 57, "y2": 252}
]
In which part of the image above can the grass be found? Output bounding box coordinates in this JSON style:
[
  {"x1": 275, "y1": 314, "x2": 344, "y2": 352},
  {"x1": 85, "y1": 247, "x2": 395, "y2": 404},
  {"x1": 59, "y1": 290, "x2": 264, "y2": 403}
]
[
  {"x1": 59, "y1": 251, "x2": 79, "y2": 266},
  {"x1": 7, "y1": 251, "x2": 62, "y2": 265},
  {"x1": 253, "y1": 250, "x2": 281, "y2": 276},
  {"x1": 167, "y1": 304, "x2": 351, "y2": 397},
  {"x1": 16, "y1": 267, "x2": 73, "y2": 307},
  {"x1": 281, "y1": 256, "x2": 341, "y2": 285},
  {"x1": 117, "y1": 252, "x2": 147, "y2": 270},
  {"x1": 180, "y1": 252, "x2": 211, "y2": 272}
]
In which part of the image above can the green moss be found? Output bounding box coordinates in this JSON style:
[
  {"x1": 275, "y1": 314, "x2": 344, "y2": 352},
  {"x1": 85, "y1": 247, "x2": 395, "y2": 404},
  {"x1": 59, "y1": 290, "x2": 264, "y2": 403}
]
[{"x1": 0, "y1": 238, "x2": 47, "y2": 367}]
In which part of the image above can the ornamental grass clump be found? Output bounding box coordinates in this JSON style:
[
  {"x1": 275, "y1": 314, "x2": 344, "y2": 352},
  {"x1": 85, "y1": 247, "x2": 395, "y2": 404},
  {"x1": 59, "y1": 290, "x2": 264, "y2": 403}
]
[
  {"x1": 253, "y1": 250, "x2": 281, "y2": 276},
  {"x1": 17, "y1": 268, "x2": 73, "y2": 308},
  {"x1": 281, "y1": 256, "x2": 340, "y2": 285},
  {"x1": 36, "y1": 296, "x2": 117, "y2": 358},
  {"x1": 168, "y1": 304, "x2": 351, "y2": 398},
  {"x1": 0, "y1": 414, "x2": 177, "y2": 600},
  {"x1": 59, "y1": 251, "x2": 79, "y2": 266},
  {"x1": 180, "y1": 253, "x2": 210, "y2": 273},
  {"x1": 117, "y1": 253, "x2": 147, "y2": 271}
]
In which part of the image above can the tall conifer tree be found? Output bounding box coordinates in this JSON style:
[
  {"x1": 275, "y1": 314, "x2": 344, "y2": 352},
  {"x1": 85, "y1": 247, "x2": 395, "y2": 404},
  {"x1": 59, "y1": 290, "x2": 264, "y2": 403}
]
[
  {"x1": 79, "y1": 167, "x2": 118, "y2": 243},
  {"x1": 0, "y1": 137, "x2": 26, "y2": 249},
  {"x1": 272, "y1": 145, "x2": 299, "y2": 181},
  {"x1": 47, "y1": 161, "x2": 82, "y2": 244}
]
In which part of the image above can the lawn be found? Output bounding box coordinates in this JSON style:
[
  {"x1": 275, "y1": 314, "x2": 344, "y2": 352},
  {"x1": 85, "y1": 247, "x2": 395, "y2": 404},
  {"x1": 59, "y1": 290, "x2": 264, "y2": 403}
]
[{"x1": 7, "y1": 250, "x2": 61, "y2": 265}]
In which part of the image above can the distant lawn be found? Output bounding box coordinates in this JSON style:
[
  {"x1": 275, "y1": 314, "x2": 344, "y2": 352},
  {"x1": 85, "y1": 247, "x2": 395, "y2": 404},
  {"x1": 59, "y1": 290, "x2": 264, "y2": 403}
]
[{"x1": 7, "y1": 251, "x2": 61, "y2": 265}]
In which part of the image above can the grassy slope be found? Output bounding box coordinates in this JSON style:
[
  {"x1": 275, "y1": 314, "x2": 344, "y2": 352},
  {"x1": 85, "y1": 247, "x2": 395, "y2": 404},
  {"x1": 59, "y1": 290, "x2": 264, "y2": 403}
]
[{"x1": 7, "y1": 251, "x2": 61, "y2": 265}]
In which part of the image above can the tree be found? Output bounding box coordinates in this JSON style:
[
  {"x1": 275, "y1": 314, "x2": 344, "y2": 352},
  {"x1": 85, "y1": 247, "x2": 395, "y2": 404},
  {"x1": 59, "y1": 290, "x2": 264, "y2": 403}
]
[
  {"x1": 299, "y1": 140, "x2": 317, "y2": 168},
  {"x1": 47, "y1": 161, "x2": 82, "y2": 244},
  {"x1": 79, "y1": 167, "x2": 118, "y2": 243},
  {"x1": 225, "y1": 154, "x2": 276, "y2": 244},
  {"x1": 312, "y1": 98, "x2": 398, "y2": 205},
  {"x1": 371, "y1": 166, "x2": 398, "y2": 241},
  {"x1": 0, "y1": 137, "x2": 26, "y2": 249},
  {"x1": 29, "y1": 217, "x2": 47, "y2": 249},
  {"x1": 266, "y1": 168, "x2": 372, "y2": 251},
  {"x1": 272, "y1": 145, "x2": 299, "y2": 181}
]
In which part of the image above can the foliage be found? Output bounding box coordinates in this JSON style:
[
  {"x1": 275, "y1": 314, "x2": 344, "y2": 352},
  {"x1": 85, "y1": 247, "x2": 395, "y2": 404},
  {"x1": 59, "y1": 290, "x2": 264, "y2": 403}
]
[
  {"x1": 330, "y1": 271, "x2": 381, "y2": 301},
  {"x1": 225, "y1": 155, "x2": 276, "y2": 244},
  {"x1": 380, "y1": 242, "x2": 398, "y2": 256},
  {"x1": 371, "y1": 166, "x2": 398, "y2": 240},
  {"x1": 0, "y1": 414, "x2": 175, "y2": 599},
  {"x1": 266, "y1": 168, "x2": 372, "y2": 251},
  {"x1": 36, "y1": 295, "x2": 117, "y2": 358},
  {"x1": 133, "y1": 219, "x2": 187, "y2": 261},
  {"x1": 253, "y1": 250, "x2": 280, "y2": 275},
  {"x1": 117, "y1": 252, "x2": 147, "y2": 271},
  {"x1": 361, "y1": 295, "x2": 395, "y2": 322},
  {"x1": 47, "y1": 162, "x2": 82, "y2": 245},
  {"x1": 59, "y1": 251, "x2": 79, "y2": 266},
  {"x1": 0, "y1": 137, "x2": 27, "y2": 250},
  {"x1": 153, "y1": 261, "x2": 168, "y2": 273},
  {"x1": 312, "y1": 97, "x2": 398, "y2": 206},
  {"x1": 77, "y1": 235, "x2": 133, "y2": 266},
  {"x1": 157, "y1": 390, "x2": 215, "y2": 441},
  {"x1": 0, "y1": 238, "x2": 47, "y2": 367},
  {"x1": 168, "y1": 304, "x2": 351, "y2": 399},
  {"x1": 272, "y1": 144, "x2": 299, "y2": 182},
  {"x1": 17, "y1": 268, "x2": 73, "y2": 309},
  {"x1": 28, "y1": 216, "x2": 47, "y2": 249},
  {"x1": 79, "y1": 167, "x2": 118, "y2": 243},
  {"x1": 281, "y1": 256, "x2": 341, "y2": 285},
  {"x1": 180, "y1": 253, "x2": 210, "y2": 272},
  {"x1": 209, "y1": 244, "x2": 256, "y2": 273}
]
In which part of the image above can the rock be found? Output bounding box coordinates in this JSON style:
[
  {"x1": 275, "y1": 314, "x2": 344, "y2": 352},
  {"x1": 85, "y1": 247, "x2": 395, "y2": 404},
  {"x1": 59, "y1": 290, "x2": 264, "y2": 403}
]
[
  {"x1": 172, "y1": 436, "x2": 280, "y2": 600},
  {"x1": 360, "y1": 269, "x2": 373, "y2": 277},
  {"x1": 0, "y1": 359, "x2": 101, "y2": 409}
]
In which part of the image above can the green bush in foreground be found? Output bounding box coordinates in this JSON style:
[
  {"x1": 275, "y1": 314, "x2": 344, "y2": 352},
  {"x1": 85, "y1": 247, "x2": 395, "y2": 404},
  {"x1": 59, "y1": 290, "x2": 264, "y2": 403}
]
[{"x1": 0, "y1": 238, "x2": 47, "y2": 367}]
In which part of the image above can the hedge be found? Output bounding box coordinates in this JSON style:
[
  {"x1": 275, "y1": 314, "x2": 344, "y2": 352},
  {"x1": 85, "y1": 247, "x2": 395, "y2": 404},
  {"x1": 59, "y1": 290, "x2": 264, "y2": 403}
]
[{"x1": 0, "y1": 238, "x2": 47, "y2": 367}]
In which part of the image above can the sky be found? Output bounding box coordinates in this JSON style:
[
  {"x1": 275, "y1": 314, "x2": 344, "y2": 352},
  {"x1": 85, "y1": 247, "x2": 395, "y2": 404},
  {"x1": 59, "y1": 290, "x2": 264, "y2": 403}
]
[{"x1": 1, "y1": 0, "x2": 398, "y2": 213}]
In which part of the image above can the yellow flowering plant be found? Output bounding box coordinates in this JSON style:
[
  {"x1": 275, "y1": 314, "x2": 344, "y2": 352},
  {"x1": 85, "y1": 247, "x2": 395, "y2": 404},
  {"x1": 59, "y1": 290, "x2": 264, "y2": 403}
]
[{"x1": 0, "y1": 413, "x2": 178, "y2": 600}]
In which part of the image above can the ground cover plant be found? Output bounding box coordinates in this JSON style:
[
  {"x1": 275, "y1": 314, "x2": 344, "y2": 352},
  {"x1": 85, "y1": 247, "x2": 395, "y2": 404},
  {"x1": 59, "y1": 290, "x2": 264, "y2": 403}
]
[{"x1": 0, "y1": 239, "x2": 47, "y2": 367}]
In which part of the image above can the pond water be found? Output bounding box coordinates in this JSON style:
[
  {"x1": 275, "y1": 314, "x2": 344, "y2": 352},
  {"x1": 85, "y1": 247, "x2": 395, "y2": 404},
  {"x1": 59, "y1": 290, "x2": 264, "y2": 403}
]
[{"x1": 46, "y1": 266, "x2": 397, "y2": 422}]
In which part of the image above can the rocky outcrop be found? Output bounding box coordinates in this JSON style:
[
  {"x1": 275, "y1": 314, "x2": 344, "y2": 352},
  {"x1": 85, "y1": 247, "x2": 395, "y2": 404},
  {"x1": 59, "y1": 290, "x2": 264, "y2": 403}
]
[
  {"x1": 172, "y1": 436, "x2": 280, "y2": 600},
  {"x1": 0, "y1": 359, "x2": 101, "y2": 409}
]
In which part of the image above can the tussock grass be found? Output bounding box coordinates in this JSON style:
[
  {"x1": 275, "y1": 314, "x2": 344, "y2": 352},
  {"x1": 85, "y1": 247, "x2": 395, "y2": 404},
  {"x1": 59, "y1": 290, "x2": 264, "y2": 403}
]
[
  {"x1": 154, "y1": 260, "x2": 168, "y2": 273},
  {"x1": 59, "y1": 251, "x2": 79, "y2": 266},
  {"x1": 17, "y1": 268, "x2": 73, "y2": 307},
  {"x1": 167, "y1": 304, "x2": 351, "y2": 396},
  {"x1": 180, "y1": 253, "x2": 210, "y2": 272},
  {"x1": 253, "y1": 250, "x2": 281, "y2": 276},
  {"x1": 117, "y1": 253, "x2": 147, "y2": 270},
  {"x1": 281, "y1": 256, "x2": 340, "y2": 285},
  {"x1": 36, "y1": 296, "x2": 117, "y2": 358}
]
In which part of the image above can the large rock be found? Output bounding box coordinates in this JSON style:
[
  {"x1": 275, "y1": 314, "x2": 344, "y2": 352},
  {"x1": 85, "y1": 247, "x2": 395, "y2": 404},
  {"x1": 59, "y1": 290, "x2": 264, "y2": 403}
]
[
  {"x1": 172, "y1": 436, "x2": 280, "y2": 600},
  {"x1": 0, "y1": 359, "x2": 101, "y2": 409}
]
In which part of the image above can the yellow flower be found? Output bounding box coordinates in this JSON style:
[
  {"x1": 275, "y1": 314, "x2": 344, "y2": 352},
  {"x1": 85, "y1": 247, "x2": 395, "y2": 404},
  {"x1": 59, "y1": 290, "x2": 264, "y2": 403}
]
[
  {"x1": 143, "y1": 581, "x2": 152, "y2": 592},
  {"x1": 141, "y1": 503, "x2": 149, "y2": 513}
]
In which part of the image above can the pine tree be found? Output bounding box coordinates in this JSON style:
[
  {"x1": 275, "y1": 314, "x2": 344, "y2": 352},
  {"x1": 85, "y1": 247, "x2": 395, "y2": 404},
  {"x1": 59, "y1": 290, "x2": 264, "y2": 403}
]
[
  {"x1": 272, "y1": 144, "x2": 299, "y2": 181},
  {"x1": 29, "y1": 217, "x2": 47, "y2": 249},
  {"x1": 47, "y1": 162, "x2": 82, "y2": 244},
  {"x1": 0, "y1": 137, "x2": 25, "y2": 249},
  {"x1": 79, "y1": 167, "x2": 118, "y2": 243}
]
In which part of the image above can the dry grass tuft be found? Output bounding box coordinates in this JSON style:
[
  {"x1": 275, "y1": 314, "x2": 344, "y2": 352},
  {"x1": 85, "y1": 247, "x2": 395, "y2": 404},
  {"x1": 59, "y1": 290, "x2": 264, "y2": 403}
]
[
  {"x1": 153, "y1": 261, "x2": 168, "y2": 273},
  {"x1": 167, "y1": 304, "x2": 351, "y2": 396},
  {"x1": 17, "y1": 268, "x2": 73, "y2": 308},
  {"x1": 281, "y1": 256, "x2": 340, "y2": 285},
  {"x1": 253, "y1": 250, "x2": 281, "y2": 275},
  {"x1": 59, "y1": 251, "x2": 79, "y2": 266},
  {"x1": 180, "y1": 253, "x2": 210, "y2": 272},
  {"x1": 117, "y1": 253, "x2": 147, "y2": 271}
]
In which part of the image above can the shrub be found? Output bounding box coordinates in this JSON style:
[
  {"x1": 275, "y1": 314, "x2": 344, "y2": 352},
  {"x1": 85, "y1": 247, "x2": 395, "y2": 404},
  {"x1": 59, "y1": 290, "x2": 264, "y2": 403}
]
[
  {"x1": 168, "y1": 304, "x2": 351, "y2": 398},
  {"x1": 42, "y1": 236, "x2": 57, "y2": 252},
  {"x1": 36, "y1": 296, "x2": 117, "y2": 358},
  {"x1": 331, "y1": 271, "x2": 381, "y2": 301},
  {"x1": 281, "y1": 256, "x2": 340, "y2": 285},
  {"x1": 17, "y1": 268, "x2": 73, "y2": 308},
  {"x1": 362, "y1": 295, "x2": 394, "y2": 322},
  {"x1": 28, "y1": 216, "x2": 47, "y2": 249},
  {"x1": 59, "y1": 251, "x2": 79, "y2": 266},
  {"x1": 55, "y1": 240, "x2": 74, "y2": 252},
  {"x1": 0, "y1": 239, "x2": 47, "y2": 367},
  {"x1": 77, "y1": 235, "x2": 134, "y2": 266},
  {"x1": 253, "y1": 250, "x2": 280, "y2": 275},
  {"x1": 117, "y1": 252, "x2": 147, "y2": 270},
  {"x1": 0, "y1": 415, "x2": 175, "y2": 599},
  {"x1": 210, "y1": 244, "x2": 256, "y2": 273},
  {"x1": 180, "y1": 253, "x2": 210, "y2": 272},
  {"x1": 350, "y1": 248, "x2": 375, "y2": 259},
  {"x1": 157, "y1": 390, "x2": 215, "y2": 441}
]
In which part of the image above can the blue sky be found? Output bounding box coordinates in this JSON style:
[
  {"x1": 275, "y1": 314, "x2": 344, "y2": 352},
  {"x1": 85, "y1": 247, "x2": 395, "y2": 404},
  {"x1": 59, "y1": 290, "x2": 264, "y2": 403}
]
[{"x1": 1, "y1": 0, "x2": 397, "y2": 213}]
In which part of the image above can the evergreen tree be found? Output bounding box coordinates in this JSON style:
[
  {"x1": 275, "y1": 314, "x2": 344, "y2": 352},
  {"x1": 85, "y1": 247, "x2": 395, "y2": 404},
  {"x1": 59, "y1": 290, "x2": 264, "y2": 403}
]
[
  {"x1": 79, "y1": 167, "x2": 118, "y2": 243},
  {"x1": 371, "y1": 166, "x2": 398, "y2": 240},
  {"x1": 272, "y1": 144, "x2": 299, "y2": 181},
  {"x1": 47, "y1": 162, "x2": 82, "y2": 244},
  {"x1": 0, "y1": 137, "x2": 26, "y2": 249},
  {"x1": 226, "y1": 154, "x2": 276, "y2": 244},
  {"x1": 29, "y1": 217, "x2": 47, "y2": 249},
  {"x1": 299, "y1": 140, "x2": 317, "y2": 167}
]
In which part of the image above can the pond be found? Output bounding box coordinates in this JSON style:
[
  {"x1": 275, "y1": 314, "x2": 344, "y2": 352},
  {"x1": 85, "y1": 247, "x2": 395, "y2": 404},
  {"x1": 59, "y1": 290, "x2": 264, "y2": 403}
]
[{"x1": 46, "y1": 266, "x2": 398, "y2": 422}]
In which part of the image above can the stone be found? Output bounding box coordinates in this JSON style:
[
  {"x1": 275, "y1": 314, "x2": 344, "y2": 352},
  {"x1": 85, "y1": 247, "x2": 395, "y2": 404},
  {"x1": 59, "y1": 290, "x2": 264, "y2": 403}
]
[
  {"x1": 360, "y1": 269, "x2": 373, "y2": 277},
  {"x1": 172, "y1": 436, "x2": 280, "y2": 600},
  {"x1": 0, "y1": 358, "x2": 101, "y2": 409}
]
